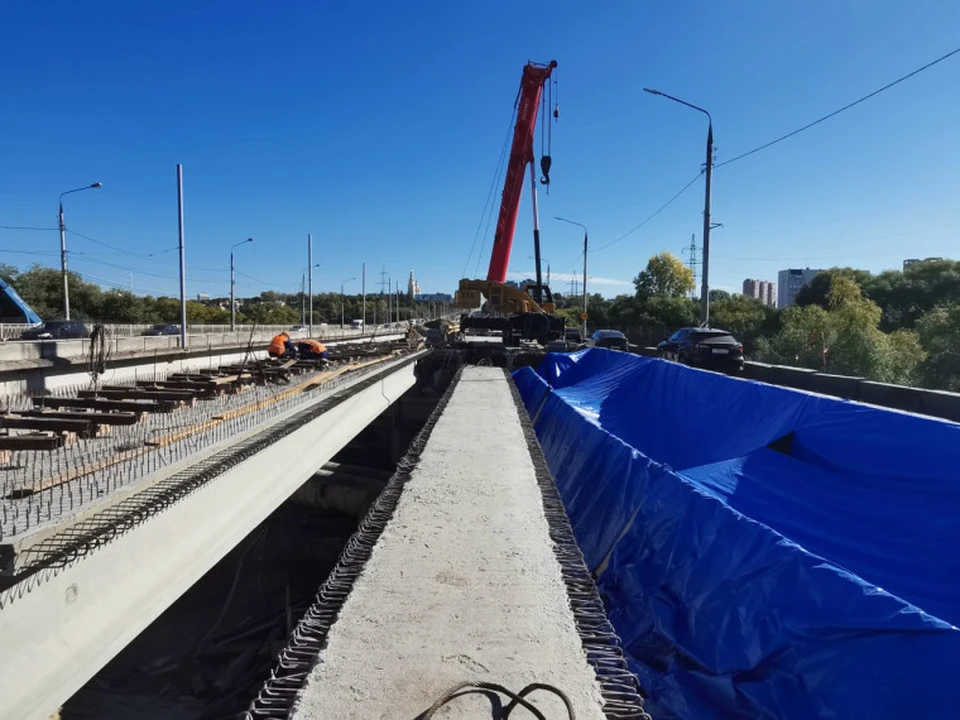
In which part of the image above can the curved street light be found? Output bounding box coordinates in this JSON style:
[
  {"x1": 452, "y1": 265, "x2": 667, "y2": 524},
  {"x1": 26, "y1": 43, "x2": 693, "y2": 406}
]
[
  {"x1": 58, "y1": 182, "x2": 102, "y2": 319},
  {"x1": 554, "y1": 217, "x2": 589, "y2": 335},
  {"x1": 230, "y1": 238, "x2": 254, "y2": 330},
  {"x1": 643, "y1": 87, "x2": 714, "y2": 326}
]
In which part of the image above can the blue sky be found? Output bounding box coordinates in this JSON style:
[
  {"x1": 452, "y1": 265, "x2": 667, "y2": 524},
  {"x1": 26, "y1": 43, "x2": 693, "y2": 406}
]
[{"x1": 1, "y1": 1, "x2": 958, "y2": 300}]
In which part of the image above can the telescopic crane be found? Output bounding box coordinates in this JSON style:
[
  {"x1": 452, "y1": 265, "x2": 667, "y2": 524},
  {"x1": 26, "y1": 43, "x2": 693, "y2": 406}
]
[{"x1": 456, "y1": 60, "x2": 564, "y2": 346}]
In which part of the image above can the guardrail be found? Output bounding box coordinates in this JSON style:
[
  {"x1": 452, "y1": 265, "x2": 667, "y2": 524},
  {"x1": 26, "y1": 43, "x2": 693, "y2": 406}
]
[{"x1": 0, "y1": 323, "x2": 410, "y2": 341}]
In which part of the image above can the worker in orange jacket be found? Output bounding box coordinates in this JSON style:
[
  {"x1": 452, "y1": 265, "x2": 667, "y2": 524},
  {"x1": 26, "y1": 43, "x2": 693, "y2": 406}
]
[
  {"x1": 296, "y1": 338, "x2": 328, "y2": 359},
  {"x1": 267, "y1": 331, "x2": 295, "y2": 358}
]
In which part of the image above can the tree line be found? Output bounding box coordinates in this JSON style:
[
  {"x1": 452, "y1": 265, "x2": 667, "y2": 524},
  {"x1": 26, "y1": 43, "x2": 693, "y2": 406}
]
[
  {"x1": 550, "y1": 252, "x2": 960, "y2": 392},
  {"x1": 0, "y1": 264, "x2": 440, "y2": 328}
]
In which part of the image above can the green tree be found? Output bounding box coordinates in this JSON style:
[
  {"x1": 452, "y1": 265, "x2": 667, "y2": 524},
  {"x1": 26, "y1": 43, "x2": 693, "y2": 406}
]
[
  {"x1": 757, "y1": 276, "x2": 925, "y2": 383},
  {"x1": 794, "y1": 267, "x2": 873, "y2": 309},
  {"x1": 864, "y1": 260, "x2": 960, "y2": 331},
  {"x1": 709, "y1": 294, "x2": 770, "y2": 351},
  {"x1": 916, "y1": 303, "x2": 960, "y2": 391},
  {"x1": 11, "y1": 265, "x2": 104, "y2": 321},
  {"x1": 634, "y1": 252, "x2": 695, "y2": 299}
]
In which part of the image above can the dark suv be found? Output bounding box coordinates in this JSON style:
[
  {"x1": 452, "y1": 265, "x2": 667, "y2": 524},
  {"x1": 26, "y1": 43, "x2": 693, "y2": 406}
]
[
  {"x1": 564, "y1": 327, "x2": 583, "y2": 345},
  {"x1": 657, "y1": 327, "x2": 744, "y2": 371},
  {"x1": 590, "y1": 329, "x2": 629, "y2": 350},
  {"x1": 20, "y1": 320, "x2": 90, "y2": 340}
]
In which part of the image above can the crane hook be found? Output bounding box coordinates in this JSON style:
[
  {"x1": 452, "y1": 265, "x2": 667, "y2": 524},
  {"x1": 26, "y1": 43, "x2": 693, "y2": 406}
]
[{"x1": 540, "y1": 155, "x2": 552, "y2": 185}]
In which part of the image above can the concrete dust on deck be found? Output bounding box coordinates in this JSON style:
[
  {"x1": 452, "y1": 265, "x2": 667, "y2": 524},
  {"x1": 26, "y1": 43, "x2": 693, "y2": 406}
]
[{"x1": 293, "y1": 366, "x2": 605, "y2": 719}]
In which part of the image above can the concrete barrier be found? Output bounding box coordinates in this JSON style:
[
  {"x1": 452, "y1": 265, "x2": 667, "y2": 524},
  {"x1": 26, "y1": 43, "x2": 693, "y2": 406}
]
[
  {"x1": 804, "y1": 372, "x2": 863, "y2": 400},
  {"x1": 741, "y1": 361, "x2": 960, "y2": 425},
  {"x1": 744, "y1": 362, "x2": 818, "y2": 392},
  {"x1": 858, "y1": 381, "x2": 925, "y2": 414},
  {"x1": 917, "y1": 389, "x2": 960, "y2": 424},
  {"x1": 0, "y1": 329, "x2": 404, "y2": 395}
]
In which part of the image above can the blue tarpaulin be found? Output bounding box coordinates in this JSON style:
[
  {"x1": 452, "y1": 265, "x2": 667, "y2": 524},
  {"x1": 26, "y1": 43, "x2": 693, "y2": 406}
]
[{"x1": 514, "y1": 349, "x2": 960, "y2": 719}]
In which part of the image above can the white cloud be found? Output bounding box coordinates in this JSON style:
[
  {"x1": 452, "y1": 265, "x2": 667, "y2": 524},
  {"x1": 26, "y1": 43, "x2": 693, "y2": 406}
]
[{"x1": 508, "y1": 271, "x2": 631, "y2": 286}]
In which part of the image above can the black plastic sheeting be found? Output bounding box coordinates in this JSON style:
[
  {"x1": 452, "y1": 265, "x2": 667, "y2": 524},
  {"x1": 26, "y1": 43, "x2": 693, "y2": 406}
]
[{"x1": 514, "y1": 349, "x2": 960, "y2": 719}]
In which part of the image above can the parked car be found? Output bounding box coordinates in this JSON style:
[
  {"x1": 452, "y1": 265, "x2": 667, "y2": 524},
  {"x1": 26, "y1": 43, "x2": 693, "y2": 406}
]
[
  {"x1": 564, "y1": 327, "x2": 583, "y2": 345},
  {"x1": 143, "y1": 324, "x2": 180, "y2": 336},
  {"x1": 589, "y1": 329, "x2": 629, "y2": 350},
  {"x1": 19, "y1": 320, "x2": 90, "y2": 340},
  {"x1": 657, "y1": 327, "x2": 744, "y2": 371}
]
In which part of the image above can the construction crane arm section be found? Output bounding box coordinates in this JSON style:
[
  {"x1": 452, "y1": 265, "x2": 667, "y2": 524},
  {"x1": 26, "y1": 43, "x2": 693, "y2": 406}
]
[{"x1": 485, "y1": 61, "x2": 556, "y2": 284}]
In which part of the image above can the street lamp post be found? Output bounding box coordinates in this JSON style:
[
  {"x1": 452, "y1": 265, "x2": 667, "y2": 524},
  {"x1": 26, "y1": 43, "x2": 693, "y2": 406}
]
[
  {"x1": 58, "y1": 182, "x2": 102, "y2": 319},
  {"x1": 643, "y1": 88, "x2": 713, "y2": 326},
  {"x1": 555, "y1": 217, "x2": 589, "y2": 336},
  {"x1": 230, "y1": 238, "x2": 254, "y2": 331},
  {"x1": 386, "y1": 274, "x2": 392, "y2": 327},
  {"x1": 340, "y1": 277, "x2": 356, "y2": 330},
  {"x1": 302, "y1": 262, "x2": 320, "y2": 331}
]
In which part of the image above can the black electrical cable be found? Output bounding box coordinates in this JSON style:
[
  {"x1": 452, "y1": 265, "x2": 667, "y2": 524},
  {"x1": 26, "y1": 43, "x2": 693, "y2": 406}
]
[
  {"x1": 592, "y1": 170, "x2": 703, "y2": 253},
  {"x1": 716, "y1": 45, "x2": 960, "y2": 168},
  {"x1": 417, "y1": 680, "x2": 575, "y2": 720}
]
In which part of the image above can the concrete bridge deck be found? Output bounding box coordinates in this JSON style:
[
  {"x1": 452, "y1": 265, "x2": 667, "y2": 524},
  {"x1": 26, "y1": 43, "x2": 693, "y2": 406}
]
[
  {"x1": 249, "y1": 366, "x2": 648, "y2": 719},
  {"x1": 0, "y1": 350, "x2": 427, "y2": 720}
]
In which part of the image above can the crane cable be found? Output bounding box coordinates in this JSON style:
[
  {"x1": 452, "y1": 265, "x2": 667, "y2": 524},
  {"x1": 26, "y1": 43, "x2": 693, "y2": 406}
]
[{"x1": 540, "y1": 71, "x2": 556, "y2": 187}]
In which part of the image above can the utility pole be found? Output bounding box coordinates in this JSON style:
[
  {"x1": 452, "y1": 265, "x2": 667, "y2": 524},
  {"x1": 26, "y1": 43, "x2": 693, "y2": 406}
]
[
  {"x1": 361, "y1": 262, "x2": 366, "y2": 328},
  {"x1": 643, "y1": 87, "x2": 713, "y2": 326},
  {"x1": 229, "y1": 237, "x2": 254, "y2": 331},
  {"x1": 684, "y1": 233, "x2": 700, "y2": 299},
  {"x1": 58, "y1": 182, "x2": 102, "y2": 319},
  {"x1": 555, "y1": 216, "x2": 589, "y2": 336},
  {"x1": 702, "y1": 124, "x2": 714, "y2": 326},
  {"x1": 307, "y1": 234, "x2": 314, "y2": 335},
  {"x1": 386, "y1": 273, "x2": 392, "y2": 325},
  {"x1": 176, "y1": 165, "x2": 187, "y2": 348}
]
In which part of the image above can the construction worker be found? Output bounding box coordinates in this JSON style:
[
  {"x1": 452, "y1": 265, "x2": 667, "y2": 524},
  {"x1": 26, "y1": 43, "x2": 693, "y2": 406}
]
[
  {"x1": 267, "y1": 331, "x2": 295, "y2": 358},
  {"x1": 297, "y1": 338, "x2": 328, "y2": 359}
]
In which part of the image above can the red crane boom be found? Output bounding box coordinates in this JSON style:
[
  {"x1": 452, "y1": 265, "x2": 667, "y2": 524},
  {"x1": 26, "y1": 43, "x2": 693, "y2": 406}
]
[{"x1": 485, "y1": 60, "x2": 557, "y2": 284}]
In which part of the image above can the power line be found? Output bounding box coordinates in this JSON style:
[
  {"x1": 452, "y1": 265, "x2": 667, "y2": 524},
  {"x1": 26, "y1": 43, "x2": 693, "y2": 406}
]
[
  {"x1": 592, "y1": 171, "x2": 703, "y2": 253},
  {"x1": 65, "y1": 228, "x2": 151, "y2": 259},
  {"x1": 465, "y1": 104, "x2": 518, "y2": 279},
  {"x1": 716, "y1": 45, "x2": 960, "y2": 168},
  {"x1": 0, "y1": 249, "x2": 59, "y2": 256},
  {"x1": 0, "y1": 225, "x2": 58, "y2": 231},
  {"x1": 69, "y1": 252, "x2": 180, "y2": 281}
]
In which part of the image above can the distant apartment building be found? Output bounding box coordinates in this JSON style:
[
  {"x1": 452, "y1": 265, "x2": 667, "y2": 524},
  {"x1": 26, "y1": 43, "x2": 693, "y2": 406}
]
[
  {"x1": 742, "y1": 278, "x2": 777, "y2": 308},
  {"x1": 903, "y1": 257, "x2": 945, "y2": 271},
  {"x1": 777, "y1": 268, "x2": 823, "y2": 308}
]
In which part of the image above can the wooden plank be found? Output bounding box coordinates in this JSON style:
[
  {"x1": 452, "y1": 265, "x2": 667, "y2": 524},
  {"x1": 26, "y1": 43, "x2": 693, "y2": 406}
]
[
  {"x1": 207, "y1": 373, "x2": 254, "y2": 386},
  {"x1": 20, "y1": 409, "x2": 139, "y2": 426},
  {"x1": 78, "y1": 388, "x2": 195, "y2": 403},
  {"x1": 14, "y1": 353, "x2": 397, "y2": 495},
  {"x1": 0, "y1": 415, "x2": 98, "y2": 437},
  {"x1": 32, "y1": 396, "x2": 173, "y2": 414},
  {"x1": 135, "y1": 380, "x2": 220, "y2": 395},
  {"x1": 0, "y1": 433, "x2": 64, "y2": 451}
]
